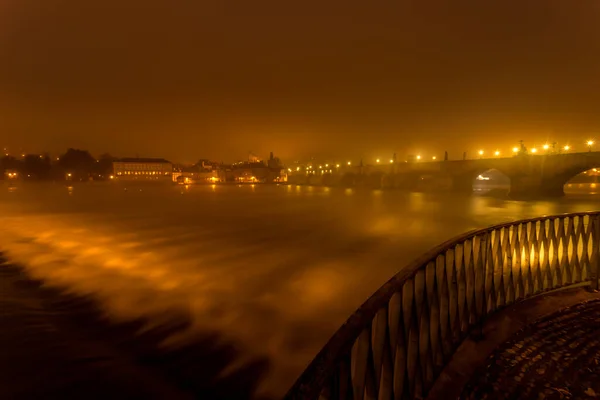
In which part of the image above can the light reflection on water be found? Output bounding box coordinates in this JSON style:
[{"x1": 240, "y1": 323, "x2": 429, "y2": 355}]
[{"x1": 0, "y1": 182, "x2": 599, "y2": 397}]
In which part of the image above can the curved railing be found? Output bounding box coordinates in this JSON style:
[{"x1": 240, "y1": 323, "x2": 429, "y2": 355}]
[{"x1": 286, "y1": 212, "x2": 600, "y2": 400}]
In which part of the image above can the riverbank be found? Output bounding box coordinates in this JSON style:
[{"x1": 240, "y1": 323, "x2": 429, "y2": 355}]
[{"x1": 0, "y1": 254, "x2": 270, "y2": 400}]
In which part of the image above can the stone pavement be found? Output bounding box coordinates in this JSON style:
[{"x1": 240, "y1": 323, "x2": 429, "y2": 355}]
[{"x1": 461, "y1": 299, "x2": 600, "y2": 400}]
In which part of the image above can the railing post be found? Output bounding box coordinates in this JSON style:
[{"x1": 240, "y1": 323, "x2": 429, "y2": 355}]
[
  {"x1": 590, "y1": 214, "x2": 600, "y2": 292},
  {"x1": 470, "y1": 233, "x2": 488, "y2": 341}
]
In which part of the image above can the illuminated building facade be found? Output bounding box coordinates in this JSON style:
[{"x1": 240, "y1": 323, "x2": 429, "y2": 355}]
[{"x1": 113, "y1": 158, "x2": 173, "y2": 181}]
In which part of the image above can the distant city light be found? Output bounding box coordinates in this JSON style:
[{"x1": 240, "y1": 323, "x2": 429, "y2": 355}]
[
  {"x1": 296, "y1": 167, "x2": 300, "y2": 171},
  {"x1": 416, "y1": 155, "x2": 421, "y2": 160},
  {"x1": 390, "y1": 159, "x2": 394, "y2": 163},
  {"x1": 588, "y1": 140, "x2": 595, "y2": 146},
  {"x1": 347, "y1": 161, "x2": 351, "y2": 165},
  {"x1": 564, "y1": 145, "x2": 570, "y2": 151},
  {"x1": 543, "y1": 144, "x2": 549, "y2": 150},
  {"x1": 494, "y1": 150, "x2": 500, "y2": 156},
  {"x1": 336, "y1": 164, "x2": 340, "y2": 168},
  {"x1": 478, "y1": 150, "x2": 484, "y2": 156},
  {"x1": 109, "y1": 175, "x2": 114, "y2": 179},
  {"x1": 376, "y1": 159, "x2": 380, "y2": 163},
  {"x1": 325, "y1": 164, "x2": 329, "y2": 167},
  {"x1": 67, "y1": 173, "x2": 72, "y2": 177},
  {"x1": 319, "y1": 165, "x2": 322, "y2": 169},
  {"x1": 531, "y1": 148, "x2": 538, "y2": 153},
  {"x1": 432, "y1": 156, "x2": 436, "y2": 160},
  {"x1": 512, "y1": 147, "x2": 519, "y2": 153}
]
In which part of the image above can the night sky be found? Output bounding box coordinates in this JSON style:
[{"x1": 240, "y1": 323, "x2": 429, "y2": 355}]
[{"x1": 1, "y1": 0, "x2": 599, "y2": 163}]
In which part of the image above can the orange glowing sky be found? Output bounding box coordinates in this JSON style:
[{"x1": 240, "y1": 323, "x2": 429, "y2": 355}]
[{"x1": 1, "y1": 0, "x2": 600, "y2": 163}]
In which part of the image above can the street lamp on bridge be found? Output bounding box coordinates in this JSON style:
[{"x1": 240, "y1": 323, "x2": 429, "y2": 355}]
[
  {"x1": 588, "y1": 140, "x2": 595, "y2": 152},
  {"x1": 563, "y1": 145, "x2": 570, "y2": 152},
  {"x1": 494, "y1": 150, "x2": 500, "y2": 157}
]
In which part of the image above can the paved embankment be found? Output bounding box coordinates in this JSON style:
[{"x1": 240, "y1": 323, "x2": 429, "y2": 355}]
[{"x1": 461, "y1": 299, "x2": 600, "y2": 400}]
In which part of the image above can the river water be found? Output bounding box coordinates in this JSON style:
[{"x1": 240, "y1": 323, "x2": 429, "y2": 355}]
[{"x1": 0, "y1": 182, "x2": 598, "y2": 398}]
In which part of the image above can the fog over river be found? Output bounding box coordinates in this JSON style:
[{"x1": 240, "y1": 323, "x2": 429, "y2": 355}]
[{"x1": 0, "y1": 182, "x2": 598, "y2": 398}]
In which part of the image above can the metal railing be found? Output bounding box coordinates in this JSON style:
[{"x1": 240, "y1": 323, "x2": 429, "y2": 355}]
[{"x1": 286, "y1": 212, "x2": 600, "y2": 400}]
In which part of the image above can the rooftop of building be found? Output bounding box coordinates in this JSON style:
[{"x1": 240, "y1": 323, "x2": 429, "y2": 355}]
[{"x1": 115, "y1": 158, "x2": 172, "y2": 164}]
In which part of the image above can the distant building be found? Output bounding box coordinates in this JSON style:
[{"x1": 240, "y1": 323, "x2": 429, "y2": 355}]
[
  {"x1": 267, "y1": 151, "x2": 282, "y2": 169},
  {"x1": 248, "y1": 152, "x2": 261, "y2": 163},
  {"x1": 175, "y1": 165, "x2": 220, "y2": 184},
  {"x1": 113, "y1": 158, "x2": 173, "y2": 181}
]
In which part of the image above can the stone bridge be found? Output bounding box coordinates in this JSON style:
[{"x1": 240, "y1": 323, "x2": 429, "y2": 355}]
[{"x1": 313, "y1": 152, "x2": 600, "y2": 198}]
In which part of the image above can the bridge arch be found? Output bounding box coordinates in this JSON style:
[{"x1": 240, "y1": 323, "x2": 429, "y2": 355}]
[
  {"x1": 554, "y1": 166, "x2": 600, "y2": 194},
  {"x1": 286, "y1": 212, "x2": 600, "y2": 399},
  {"x1": 451, "y1": 166, "x2": 512, "y2": 193}
]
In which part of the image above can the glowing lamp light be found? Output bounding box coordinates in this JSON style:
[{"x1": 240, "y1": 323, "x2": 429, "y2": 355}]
[
  {"x1": 531, "y1": 148, "x2": 538, "y2": 153},
  {"x1": 512, "y1": 147, "x2": 519, "y2": 153},
  {"x1": 347, "y1": 161, "x2": 351, "y2": 165},
  {"x1": 376, "y1": 159, "x2": 380, "y2": 163},
  {"x1": 478, "y1": 150, "x2": 484, "y2": 156},
  {"x1": 494, "y1": 151, "x2": 500, "y2": 156},
  {"x1": 432, "y1": 156, "x2": 436, "y2": 160},
  {"x1": 336, "y1": 164, "x2": 340, "y2": 168},
  {"x1": 543, "y1": 144, "x2": 549, "y2": 150},
  {"x1": 588, "y1": 140, "x2": 595, "y2": 146},
  {"x1": 416, "y1": 155, "x2": 421, "y2": 160},
  {"x1": 325, "y1": 164, "x2": 329, "y2": 167},
  {"x1": 390, "y1": 159, "x2": 394, "y2": 163},
  {"x1": 109, "y1": 175, "x2": 114, "y2": 179},
  {"x1": 564, "y1": 145, "x2": 570, "y2": 151}
]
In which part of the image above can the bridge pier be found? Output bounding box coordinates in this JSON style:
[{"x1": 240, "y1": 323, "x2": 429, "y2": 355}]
[
  {"x1": 451, "y1": 176, "x2": 476, "y2": 193},
  {"x1": 509, "y1": 177, "x2": 565, "y2": 199}
]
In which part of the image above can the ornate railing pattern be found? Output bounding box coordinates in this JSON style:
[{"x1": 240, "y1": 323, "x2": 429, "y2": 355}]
[{"x1": 286, "y1": 212, "x2": 600, "y2": 400}]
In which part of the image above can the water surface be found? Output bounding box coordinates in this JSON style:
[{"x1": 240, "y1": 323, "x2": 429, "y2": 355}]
[{"x1": 0, "y1": 182, "x2": 598, "y2": 397}]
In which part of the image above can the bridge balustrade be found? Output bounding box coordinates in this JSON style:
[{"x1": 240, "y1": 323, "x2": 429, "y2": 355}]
[{"x1": 286, "y1": 212, "x2": 600, "y2": 400}]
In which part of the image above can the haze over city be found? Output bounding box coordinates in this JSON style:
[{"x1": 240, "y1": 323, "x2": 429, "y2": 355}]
[
  {"x1": 2, "y1": 0, "x2": 600, "y2": 162},
  {"x1": 3, "y1": 2, "x2": 600, "y2": 400}
]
